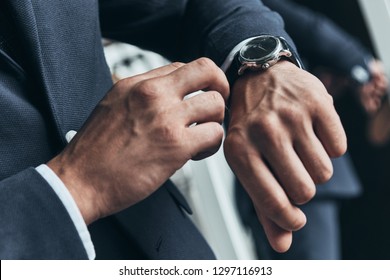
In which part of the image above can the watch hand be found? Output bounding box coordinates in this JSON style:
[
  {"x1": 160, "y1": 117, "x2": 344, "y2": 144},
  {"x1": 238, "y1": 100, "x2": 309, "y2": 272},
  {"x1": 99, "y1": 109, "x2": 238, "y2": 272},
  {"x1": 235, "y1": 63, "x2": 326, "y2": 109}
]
[{"x1": 256, "y1": 45, "x2": 267, "y2": 51}]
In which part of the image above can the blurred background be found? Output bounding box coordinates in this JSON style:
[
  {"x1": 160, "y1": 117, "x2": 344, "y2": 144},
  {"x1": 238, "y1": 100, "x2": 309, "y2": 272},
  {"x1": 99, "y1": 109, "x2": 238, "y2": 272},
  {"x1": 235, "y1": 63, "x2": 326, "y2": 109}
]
[{"x1": 295, "y1": 0, "x2": 390, "y2": 260}]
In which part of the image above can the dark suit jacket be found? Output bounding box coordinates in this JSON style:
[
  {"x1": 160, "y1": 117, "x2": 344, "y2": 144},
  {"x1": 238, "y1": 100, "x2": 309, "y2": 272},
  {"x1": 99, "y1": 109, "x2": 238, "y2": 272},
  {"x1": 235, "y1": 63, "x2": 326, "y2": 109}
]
[{"x1": 0, "y1": 0, "x2": 293, "y2": 259}]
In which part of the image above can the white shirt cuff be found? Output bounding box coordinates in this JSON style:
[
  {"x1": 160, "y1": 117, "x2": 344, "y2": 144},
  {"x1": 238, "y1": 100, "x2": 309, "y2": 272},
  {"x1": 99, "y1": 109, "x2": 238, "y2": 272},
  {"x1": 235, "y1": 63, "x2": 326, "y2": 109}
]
[
  {"x1": 220, "y1": 37, "x2": 259, "y2": 72},
  {"x1": 36, "y1": 164, "x2": 96, "y2": 260}
]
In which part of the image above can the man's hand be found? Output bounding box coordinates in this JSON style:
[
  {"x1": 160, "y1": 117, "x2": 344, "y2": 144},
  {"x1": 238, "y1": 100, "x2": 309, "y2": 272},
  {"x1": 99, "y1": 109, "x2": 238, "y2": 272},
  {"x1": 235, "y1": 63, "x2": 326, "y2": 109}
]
[
  {"x1": 224, "y1": 61, "x2": 347, "y2": 252},
  {"x1": 358, "y1": 59, "x2": 388, "y2": 114},
  {"x1": 369, "y1": 99, "x2": 390, "y2": 145},
  {"x1": 312, "y1": 60, "x2": 388, "y2": 115},
  {"x1": 48, "y1": 58, "x2": 229, "y2": 225}
]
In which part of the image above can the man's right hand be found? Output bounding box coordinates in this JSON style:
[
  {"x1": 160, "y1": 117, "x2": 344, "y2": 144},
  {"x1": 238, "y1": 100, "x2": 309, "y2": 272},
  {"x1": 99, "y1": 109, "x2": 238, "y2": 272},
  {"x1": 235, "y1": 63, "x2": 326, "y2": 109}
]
[{"x1": 48, "y1": 58, "x2": 229, "y2": 225}]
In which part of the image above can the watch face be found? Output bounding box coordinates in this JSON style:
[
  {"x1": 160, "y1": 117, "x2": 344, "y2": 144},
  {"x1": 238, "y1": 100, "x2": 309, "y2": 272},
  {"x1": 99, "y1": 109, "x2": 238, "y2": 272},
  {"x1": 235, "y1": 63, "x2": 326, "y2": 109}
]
[{"x1": 240, "y1": 36, "x2": 278, "y2": 61}]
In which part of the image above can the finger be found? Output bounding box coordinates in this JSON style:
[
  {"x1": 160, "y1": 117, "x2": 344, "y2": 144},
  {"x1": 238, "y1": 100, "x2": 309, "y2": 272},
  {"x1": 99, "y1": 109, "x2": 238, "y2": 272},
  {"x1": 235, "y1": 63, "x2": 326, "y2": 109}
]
[
  {"x1": 363, "y1": 97, "x2": 380, "y2": 115},
  {"x1": 255, "y1": 210, "x2": 294, "y2": 253},
  {"x1": 261, "y1": 142, "x2": 316, "y2": 205},
  {"x1": 182, "y1": 91, "x2": 225, "y2": 126},
  {"x1": 378, "y1": 75, "x2": 389, "y2": 89},
  {"x1": 373, "y1": 87, "x2": 387, "y2": 99},
  {"x1": 155, "y1": 57, "x2": 229, "y2": 101},
  {"x1": 374, "y1": 96, "x2": 383, "y2": 108},
  {"x1": 187, "y1": 122, "x2": 224, "y2": 160},
  {"x1": 126, "y1": 62, "x2": 186, "y2": 84},
  {"x1": 243, "y1": 155, "x2": 306, "y2": 231},
  {"x1": 294, "y1": 130, "x2": 333, "y2": 185},
  {"x1": 313, "y1": 101, "x2": 347, "y2": 158},
  {"x1": 224, "y1": 141, "x2": 307, "y2": 231}
]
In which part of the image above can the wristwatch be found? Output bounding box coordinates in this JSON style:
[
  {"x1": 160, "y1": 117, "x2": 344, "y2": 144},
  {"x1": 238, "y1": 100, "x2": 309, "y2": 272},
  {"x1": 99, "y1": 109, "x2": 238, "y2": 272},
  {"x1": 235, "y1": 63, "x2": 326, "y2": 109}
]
[{"x1": 227, "y1": 35, "x2": 302, "y2": 82}]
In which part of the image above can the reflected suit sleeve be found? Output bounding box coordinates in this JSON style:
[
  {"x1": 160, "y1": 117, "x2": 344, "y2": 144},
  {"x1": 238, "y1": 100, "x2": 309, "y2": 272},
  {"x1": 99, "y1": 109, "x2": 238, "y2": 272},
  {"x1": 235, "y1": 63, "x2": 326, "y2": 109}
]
[{"x1": 262, "y1": 0, "x2": 372, "y2": 78}]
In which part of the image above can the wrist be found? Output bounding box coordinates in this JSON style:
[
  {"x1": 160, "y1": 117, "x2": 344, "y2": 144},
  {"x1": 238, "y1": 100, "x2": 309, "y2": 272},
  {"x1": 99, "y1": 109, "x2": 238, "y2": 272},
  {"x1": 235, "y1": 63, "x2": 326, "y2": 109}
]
[{"x1": 47, "y1": 154, "x2": 102, "y2": 225}]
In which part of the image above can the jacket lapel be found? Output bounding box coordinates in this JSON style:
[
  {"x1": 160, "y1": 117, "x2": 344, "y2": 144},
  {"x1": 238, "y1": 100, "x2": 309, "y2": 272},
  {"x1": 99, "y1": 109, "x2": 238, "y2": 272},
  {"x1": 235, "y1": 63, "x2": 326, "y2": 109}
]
[{"x1": 7, "y1": 0, "x2": 112, "y2": 144}]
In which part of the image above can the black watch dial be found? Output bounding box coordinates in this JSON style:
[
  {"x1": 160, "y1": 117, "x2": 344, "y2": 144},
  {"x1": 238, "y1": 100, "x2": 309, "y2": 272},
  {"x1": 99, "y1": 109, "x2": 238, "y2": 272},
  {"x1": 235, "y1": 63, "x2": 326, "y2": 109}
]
[{"x1": 240, "y1": 36, "x2": 278, "y2": 61}]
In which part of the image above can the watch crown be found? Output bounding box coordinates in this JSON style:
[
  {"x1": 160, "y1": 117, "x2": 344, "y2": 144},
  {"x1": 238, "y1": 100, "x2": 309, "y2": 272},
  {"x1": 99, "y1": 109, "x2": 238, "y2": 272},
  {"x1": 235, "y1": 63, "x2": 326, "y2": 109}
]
[{"x1": 262, "y1": 63, "x2": 270, "y2": 70}]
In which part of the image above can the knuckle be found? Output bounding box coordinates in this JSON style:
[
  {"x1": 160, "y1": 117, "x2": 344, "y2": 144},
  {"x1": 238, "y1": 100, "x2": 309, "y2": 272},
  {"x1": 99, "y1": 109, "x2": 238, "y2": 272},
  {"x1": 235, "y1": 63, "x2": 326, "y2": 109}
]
[
  {"x1": 206, "y1": 124, "x2": 224, "y2": 147},
  {"x1": 196, "y1": 57, "x2": 217, "y2": 70},
  {"x1": 266, "y1": 199, "x2": 290, "y2": 223},
  {"x1": 312, "y1": 94, "x2": 334, "y2": 117},
  {"x1": 289, "y1": 214, "x2": 306, "y2": 231},
  {"x1": 209, "y1": 91, "x2": 225, "y2": 117},
  {"x1": 170, "y1": 61, "x2": 185, "y2": 69},
  {"x1": 330, "y1": 140, "x2": 347, "y2": 158},
  {"x1": 117, "y1": 74, "x2": 145, "y2": 89},
  {"x1": 249, "y1": 114, "x2": 280, "y2": 146},
  {"x1": 291, "y1": 183, "x2": 316, "y2": 205},
  {"x1": 317, "y1": 95, "x2": 334, "y2": 114},
  {"x1": 210, "y1": 122, "x2": 224, "y2": 138},
  {"x1": 313, "y1": 163, "x2": 333, "y2": 184},
  {"x1": 114, "y1": 78, "x2": 125, "y2": 88},
  {"x1": 224, "y1": 130, "x2": 246, "y2": 163},
  {"x1": 326, "y1": 93, "x2": 334, "y2": 104},
  {"x1": 132, "y1": 80, "x2": 161, "y2": 101},
  {"x1": 196, "y1": 57, "x2": 224, "y2": 81},
  {"x1": 113, "y1": 78, "x2": 129, "y2": 93},
  {"x1": 263, "y1": 198, "x2": 305, "y2": 231},
  {"x1": 307, "y1": 81, "x2": 330, "y2": 104},
  {"x1": 155, "y1": 123, "x2": 182, "y2": 144},
  {"x1": 194, "y1": 58, "x2": 228, "y2": 98},
  {"x1": 192, "y1": 123, "x2": 224, "y2": 161},
  {"x1": 281, "y1": 106, "x2": 305, "y2": 125},
  {"x1": 209, "y1": 90, "x2": 225, "y2": 106}
]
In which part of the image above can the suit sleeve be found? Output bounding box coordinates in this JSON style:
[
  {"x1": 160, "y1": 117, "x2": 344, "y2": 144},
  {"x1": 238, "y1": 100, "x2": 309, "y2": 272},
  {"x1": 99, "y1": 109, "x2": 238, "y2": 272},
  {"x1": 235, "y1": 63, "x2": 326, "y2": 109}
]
[
  {"x1": 0, "y1": 168, "x2": 89, "y2": 259},
  {"x1": 262, "y1": 0, "x2": 372, "y2": 78},
  {"x1": 98, "y1": 0, "x2": 295, "y2": 66}
]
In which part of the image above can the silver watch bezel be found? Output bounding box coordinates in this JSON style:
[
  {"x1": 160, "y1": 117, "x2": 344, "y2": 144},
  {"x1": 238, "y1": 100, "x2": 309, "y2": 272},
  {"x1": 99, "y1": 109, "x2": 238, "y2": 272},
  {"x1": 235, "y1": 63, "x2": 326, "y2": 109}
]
[{"x1": 237, "y1": 35, "x2": 293, "y2": 75}]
